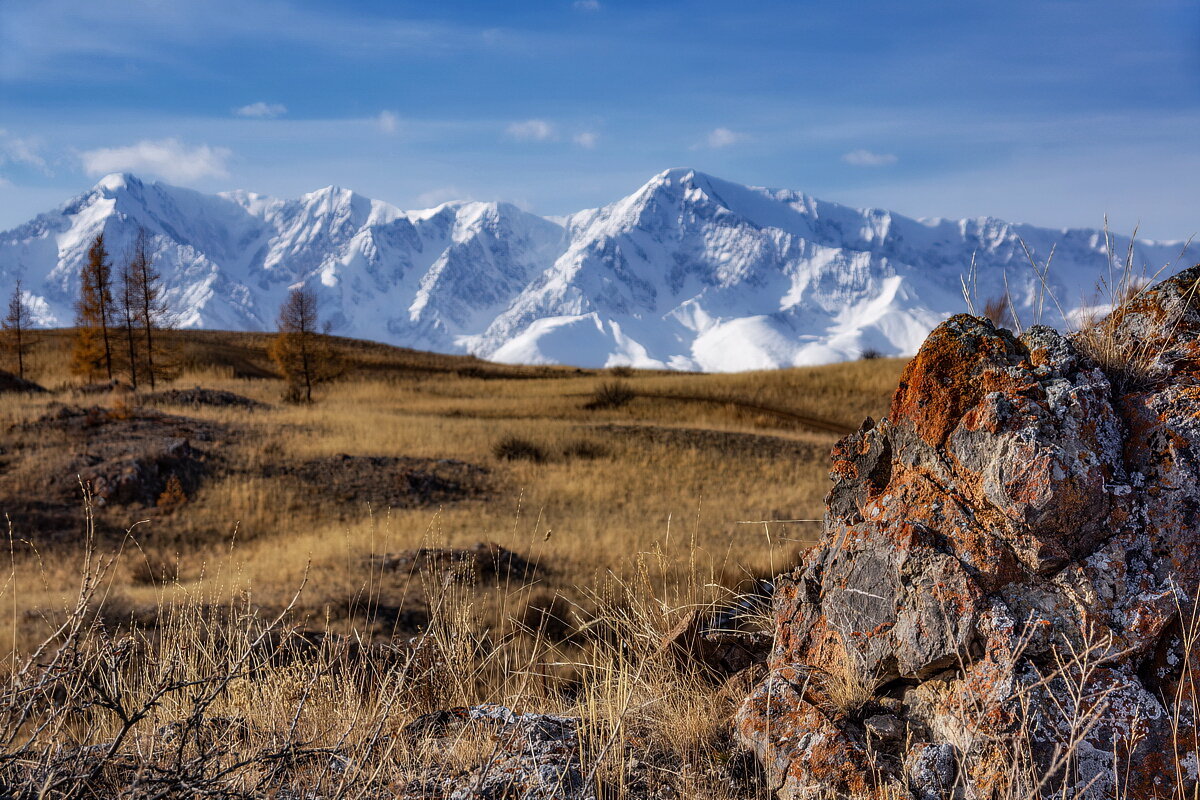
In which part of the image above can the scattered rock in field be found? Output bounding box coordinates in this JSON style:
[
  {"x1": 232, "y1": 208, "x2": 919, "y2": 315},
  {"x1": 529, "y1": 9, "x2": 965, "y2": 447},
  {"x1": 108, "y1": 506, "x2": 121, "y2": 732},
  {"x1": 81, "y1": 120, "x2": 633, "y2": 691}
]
[
  {"x1": 0, "y1": 370, "x2": 45, "y2": 393},
  {"x1": 737, "y1": 265, "x2": 1200, "y2": 799},
  {"x1": 83, "y1": 436, "x2": 205, "y2": 507},
  {"x1": 266, "y1": 454, "x2": 489, "y2": 509},
  {"x1": 368, "y1": 541, "x2": 536, "y2": 585},
  {"x1": 141, "y1": 387, "x2": 269, "y2": 410},
  {"x1": 0, "y1": 405, "x2": 226, "y2": 538},
  {"x1": 401, "y1": 704, "x2": 595, "y2": 800}
]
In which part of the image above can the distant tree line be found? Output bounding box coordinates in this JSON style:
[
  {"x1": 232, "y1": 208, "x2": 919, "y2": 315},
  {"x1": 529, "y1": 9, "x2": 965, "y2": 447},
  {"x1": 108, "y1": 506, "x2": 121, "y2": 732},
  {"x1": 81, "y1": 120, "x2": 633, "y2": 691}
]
[
  {"x1": 3, "y1": 230, "x2": 340, "y2": 399},
  {"x1": 71, "y1": 228, "x2": 171, "y2": 387}
]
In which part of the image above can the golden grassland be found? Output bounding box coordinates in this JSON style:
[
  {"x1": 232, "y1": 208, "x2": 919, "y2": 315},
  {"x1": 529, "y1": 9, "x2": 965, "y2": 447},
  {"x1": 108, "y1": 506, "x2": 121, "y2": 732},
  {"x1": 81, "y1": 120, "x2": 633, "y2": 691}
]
[
  {"x1": 0, "y1": 328, "x2": 909, "y2": 797},
  {"x1": 2, "y1": 329, "x2": 1193, "y2": 799},
  {"x1": 1, "y1": 329, "x2": 904, "y2": 657}
]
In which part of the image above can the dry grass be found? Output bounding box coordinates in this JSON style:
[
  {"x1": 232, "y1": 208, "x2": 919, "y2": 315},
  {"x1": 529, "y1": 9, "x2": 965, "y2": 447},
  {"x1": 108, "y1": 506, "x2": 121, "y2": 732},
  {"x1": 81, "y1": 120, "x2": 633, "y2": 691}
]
[
  {"x1": 0, "y1": 328, "x2": 904, "y2": 657},
  {"x1": 0, "y1": 328, "x2": 908, "y2": 796},
  {"x1": 3, "y1": 329, "x2": 1200, "y2": 797}
]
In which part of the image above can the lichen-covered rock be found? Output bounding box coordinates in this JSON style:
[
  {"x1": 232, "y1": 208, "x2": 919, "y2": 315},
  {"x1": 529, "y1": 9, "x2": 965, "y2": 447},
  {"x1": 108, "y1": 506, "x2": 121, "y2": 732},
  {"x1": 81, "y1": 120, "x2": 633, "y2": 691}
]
[
  {"x1": 401, "y1": 704, "x2": 595, "y2": 800},
  {"x1": 738, "y1": 266, "x2": 1200, "y2": 799}
]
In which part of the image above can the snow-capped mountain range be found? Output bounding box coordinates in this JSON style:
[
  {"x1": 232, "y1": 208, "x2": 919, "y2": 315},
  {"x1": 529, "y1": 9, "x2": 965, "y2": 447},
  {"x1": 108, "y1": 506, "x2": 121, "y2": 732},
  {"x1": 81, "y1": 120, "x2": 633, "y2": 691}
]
[{"x1": 1, "y1": 168, "x2": 1196, "y2": 371}]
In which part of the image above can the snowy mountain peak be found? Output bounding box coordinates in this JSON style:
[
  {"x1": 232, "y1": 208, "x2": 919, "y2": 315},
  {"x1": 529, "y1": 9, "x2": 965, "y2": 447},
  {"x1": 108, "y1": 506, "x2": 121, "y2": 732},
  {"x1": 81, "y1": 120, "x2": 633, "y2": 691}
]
[
  {"x1": 93, "y1": 172, "x2": 141, "y2": 194},
  {"x1": 1, "y1": 171, "x2": 1197, "y2": 371}
]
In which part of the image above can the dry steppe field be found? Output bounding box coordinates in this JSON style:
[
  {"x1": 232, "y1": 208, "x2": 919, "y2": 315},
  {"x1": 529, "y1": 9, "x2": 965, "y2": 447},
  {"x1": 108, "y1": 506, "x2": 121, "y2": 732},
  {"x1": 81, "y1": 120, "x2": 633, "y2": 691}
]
[{"x1": 0, "y1": 329, "x2": 904, "y2": 797}]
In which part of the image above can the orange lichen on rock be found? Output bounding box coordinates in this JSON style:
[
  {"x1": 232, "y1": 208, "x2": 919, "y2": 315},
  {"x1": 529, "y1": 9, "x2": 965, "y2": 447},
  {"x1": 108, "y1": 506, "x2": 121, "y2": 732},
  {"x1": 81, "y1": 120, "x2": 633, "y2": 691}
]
[{"x1": 737, "y1": 265, "x2": 1200, "y2": 800}]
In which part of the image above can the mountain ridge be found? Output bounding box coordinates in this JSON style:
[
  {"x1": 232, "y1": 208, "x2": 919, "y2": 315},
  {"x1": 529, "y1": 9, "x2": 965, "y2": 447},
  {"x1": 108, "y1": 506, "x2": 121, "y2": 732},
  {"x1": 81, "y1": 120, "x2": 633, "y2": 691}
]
[{"x1": 2, "y1": 168, "x2": 1195, "y2": 371}]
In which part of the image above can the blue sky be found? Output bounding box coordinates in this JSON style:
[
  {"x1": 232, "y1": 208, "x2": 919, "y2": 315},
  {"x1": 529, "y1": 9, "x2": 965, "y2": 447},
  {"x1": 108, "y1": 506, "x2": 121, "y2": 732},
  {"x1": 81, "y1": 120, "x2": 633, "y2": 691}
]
[{"x1": 1, "y1": 0, "x2": 1198, "y2": 237}]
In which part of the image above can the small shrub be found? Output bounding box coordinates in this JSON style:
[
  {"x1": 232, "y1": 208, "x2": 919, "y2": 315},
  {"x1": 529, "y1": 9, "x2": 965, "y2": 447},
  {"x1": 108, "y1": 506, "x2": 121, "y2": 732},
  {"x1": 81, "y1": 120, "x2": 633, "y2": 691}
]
[
  {"x1": 584, "y1": 380, "x2": 635, "y2": 410},
  {"x1": 815, "y1": 645, "x2": 877, "y2": 717},
  {"x1": 607, "y1": 365, "x2": 634, "y2": 378},
  {"x1": 492, "y1": 434, "x2": 546, "y2": 463},
  {"x1": 562, "y1": 439, "x2": 609, "y2": 460},
  {"x1": 858, "y1": 348, "x2": 883, "y2": 361},
  {"x1": 157, "y1": 474, "x2": 188, "y2": 509}
]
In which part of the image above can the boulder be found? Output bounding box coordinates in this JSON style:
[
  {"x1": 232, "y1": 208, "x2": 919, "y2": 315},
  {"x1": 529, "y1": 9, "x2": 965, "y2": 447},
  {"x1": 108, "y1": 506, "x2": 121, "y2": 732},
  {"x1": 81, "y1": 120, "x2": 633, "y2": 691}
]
[{"x1": 737, "y1": 266, "x2": 1200, "y2": 799}]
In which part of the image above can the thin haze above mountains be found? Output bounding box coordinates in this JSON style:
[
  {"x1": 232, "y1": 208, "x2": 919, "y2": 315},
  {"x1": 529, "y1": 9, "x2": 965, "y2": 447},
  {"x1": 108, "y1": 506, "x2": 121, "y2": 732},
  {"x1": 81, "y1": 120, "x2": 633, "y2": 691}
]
[{"x1": 1, "y1": 169, "x2": 1196, "y2": 372}]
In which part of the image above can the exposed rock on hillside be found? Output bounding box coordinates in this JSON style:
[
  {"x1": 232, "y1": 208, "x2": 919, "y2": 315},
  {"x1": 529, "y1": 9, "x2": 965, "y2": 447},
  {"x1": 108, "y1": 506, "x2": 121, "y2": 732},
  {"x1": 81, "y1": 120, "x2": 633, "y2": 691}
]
[
  {"x1": 0, "y1": 405, "x2": 223, "y2": 539},
  {"x1": 737, "y1": 265, "x2": 1200, "y2": 798},
  {"x1": 0, "y1": 369, "x2": 45, "y2": 393}
]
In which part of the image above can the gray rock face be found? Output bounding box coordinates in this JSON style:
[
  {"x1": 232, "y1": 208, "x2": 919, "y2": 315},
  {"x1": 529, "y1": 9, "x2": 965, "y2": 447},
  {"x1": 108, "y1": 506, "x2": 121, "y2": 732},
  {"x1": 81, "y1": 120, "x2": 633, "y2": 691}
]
[{"x1": 736, "y1": 266, "x2": 1200, "y2": 799}]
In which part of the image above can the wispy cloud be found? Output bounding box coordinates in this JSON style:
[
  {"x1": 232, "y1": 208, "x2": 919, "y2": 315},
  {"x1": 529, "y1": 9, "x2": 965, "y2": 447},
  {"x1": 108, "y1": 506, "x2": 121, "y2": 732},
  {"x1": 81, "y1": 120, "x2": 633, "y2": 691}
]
[
  {"x1": 0, "y1": 130, "x2": 47, "y2": 170},
  {"x1": 0, "y1": 0, "x2": 498, "y2": 82},
  {"x1": 842, "y1": 148, "x2": 898, "y2": 167},
  {"x1": 377, "y1": 110, "x2": 400, "y2": 133},
  {"x1": 79, "y1": 138, "x2": 231, "y2": 182},
  {"x1": 695, "y1": 127, "x2": 745, "y2": 149},
  {"x1": 573, "y1": 0, "x2": 602, "y2": 11},
  {"x1": 234, "y1": 101, "x2": 287, "y2": 119},
  {"x1": 507, "y1": 119, "x2": 556, "y2": 142},
  {"x1": 574, "y1": 131, "x2": 598, "y2": 149}
]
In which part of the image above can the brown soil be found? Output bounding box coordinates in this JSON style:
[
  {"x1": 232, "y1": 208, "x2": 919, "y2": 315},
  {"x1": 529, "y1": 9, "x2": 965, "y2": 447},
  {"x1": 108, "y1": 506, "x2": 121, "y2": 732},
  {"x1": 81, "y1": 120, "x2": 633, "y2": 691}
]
[{"x1": 262, "y1": 454, "x2": 490, "y2": 510}]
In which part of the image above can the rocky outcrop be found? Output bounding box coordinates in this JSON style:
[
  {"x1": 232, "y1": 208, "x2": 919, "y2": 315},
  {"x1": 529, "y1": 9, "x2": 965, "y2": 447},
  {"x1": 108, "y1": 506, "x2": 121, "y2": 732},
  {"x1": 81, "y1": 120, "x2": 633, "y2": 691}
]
[{"x1": 737, "y1": 266, "x2": 1200, "y2": 799}]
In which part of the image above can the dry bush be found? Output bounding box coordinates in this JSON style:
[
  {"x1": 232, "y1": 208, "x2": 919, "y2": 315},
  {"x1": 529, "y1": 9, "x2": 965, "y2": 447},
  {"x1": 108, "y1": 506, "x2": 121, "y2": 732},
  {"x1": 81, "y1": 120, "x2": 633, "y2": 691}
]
[
  {"x1": 492, "y1": 433, "x2": 547, "y2": 462},
  {"x1": 814, "y1": 640, "x2": 878, "y2": 717},
  {"x1": 1073, "y1": 271, "x2": 1164, "y2": 394},
  {"x1": 585, "y1": 380, "x2": 635, "y2": 410},
  {"x1": 156, "y1": 474, "x2": 188, "y2": 509}
]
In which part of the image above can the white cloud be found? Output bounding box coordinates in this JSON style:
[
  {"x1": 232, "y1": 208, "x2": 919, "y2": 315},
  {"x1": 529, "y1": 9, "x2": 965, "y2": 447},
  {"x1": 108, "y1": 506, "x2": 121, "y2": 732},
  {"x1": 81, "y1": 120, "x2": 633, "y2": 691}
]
[
  {"x1": 377, "y1": 110, "x2": 400, "y2": 133},
  {"x1": 574, "y1": 131, "x2": 598, "y2": 149},
  {"x1": 842, "y1": 148, "x2": 898, "y2": 167},
  {"x1": 704, "y1": 127, "x2": 744, "y2": 148},
  {"x1": 507, "y1": 119, "x2": 556, "y2": 142},
  {"x1": 234, "y1": 101, "x2": 287, "y2": 119},
  {"x1": 573, "y1": 0, "x2": 602, "y2": 11},
  {"x1": 79, "y1": 138, "x2": 231, "y2": 182},
  {"x1": 0, "y1": 130, "x2": 46, "y2": 169}
]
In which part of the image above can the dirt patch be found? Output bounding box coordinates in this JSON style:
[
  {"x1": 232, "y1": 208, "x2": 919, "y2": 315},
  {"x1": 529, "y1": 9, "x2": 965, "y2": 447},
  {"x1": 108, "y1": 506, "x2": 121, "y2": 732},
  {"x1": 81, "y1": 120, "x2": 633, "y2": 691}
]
[
  {"x1": 0, "y1": 404, "x2": 228, "y2": 540},
  {"x1": 0, "y1": 370, "x2": 46, "y2": 394},
  {"x1": 592, "y1": 423, "x2": 832, "y2": 461},
  {"x1": 142, "y1": 387, "x2": 269, "y2": 411},
  {"x1": 263, "y1": 454, "x2": 489, "y2": 509}
]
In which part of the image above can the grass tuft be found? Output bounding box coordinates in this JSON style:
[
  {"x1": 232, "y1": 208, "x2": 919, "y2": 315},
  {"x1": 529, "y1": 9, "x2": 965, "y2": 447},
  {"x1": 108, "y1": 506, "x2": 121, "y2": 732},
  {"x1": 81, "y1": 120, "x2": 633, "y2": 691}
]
[
  {"x1": 492, "y1": 434, "x2": 548, "y2": 462},
  {"x1": 584, "y1": 380, "x2": 635, "y2": 410}
]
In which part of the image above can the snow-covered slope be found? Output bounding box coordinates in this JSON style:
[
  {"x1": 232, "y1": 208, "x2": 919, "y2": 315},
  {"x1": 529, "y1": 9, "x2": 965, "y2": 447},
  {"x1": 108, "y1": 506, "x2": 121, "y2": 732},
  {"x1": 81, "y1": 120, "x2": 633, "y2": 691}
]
[{"x1": 2, "y1": 169, "x2": 1195, "y2": 371}]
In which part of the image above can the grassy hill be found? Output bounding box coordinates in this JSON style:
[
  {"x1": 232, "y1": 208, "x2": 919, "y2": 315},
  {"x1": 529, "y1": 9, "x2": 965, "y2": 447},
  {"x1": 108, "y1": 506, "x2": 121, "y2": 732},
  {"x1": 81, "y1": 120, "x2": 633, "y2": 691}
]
[{"x1": 0, "y1": 328, "x2": 911, "y2": 796}]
